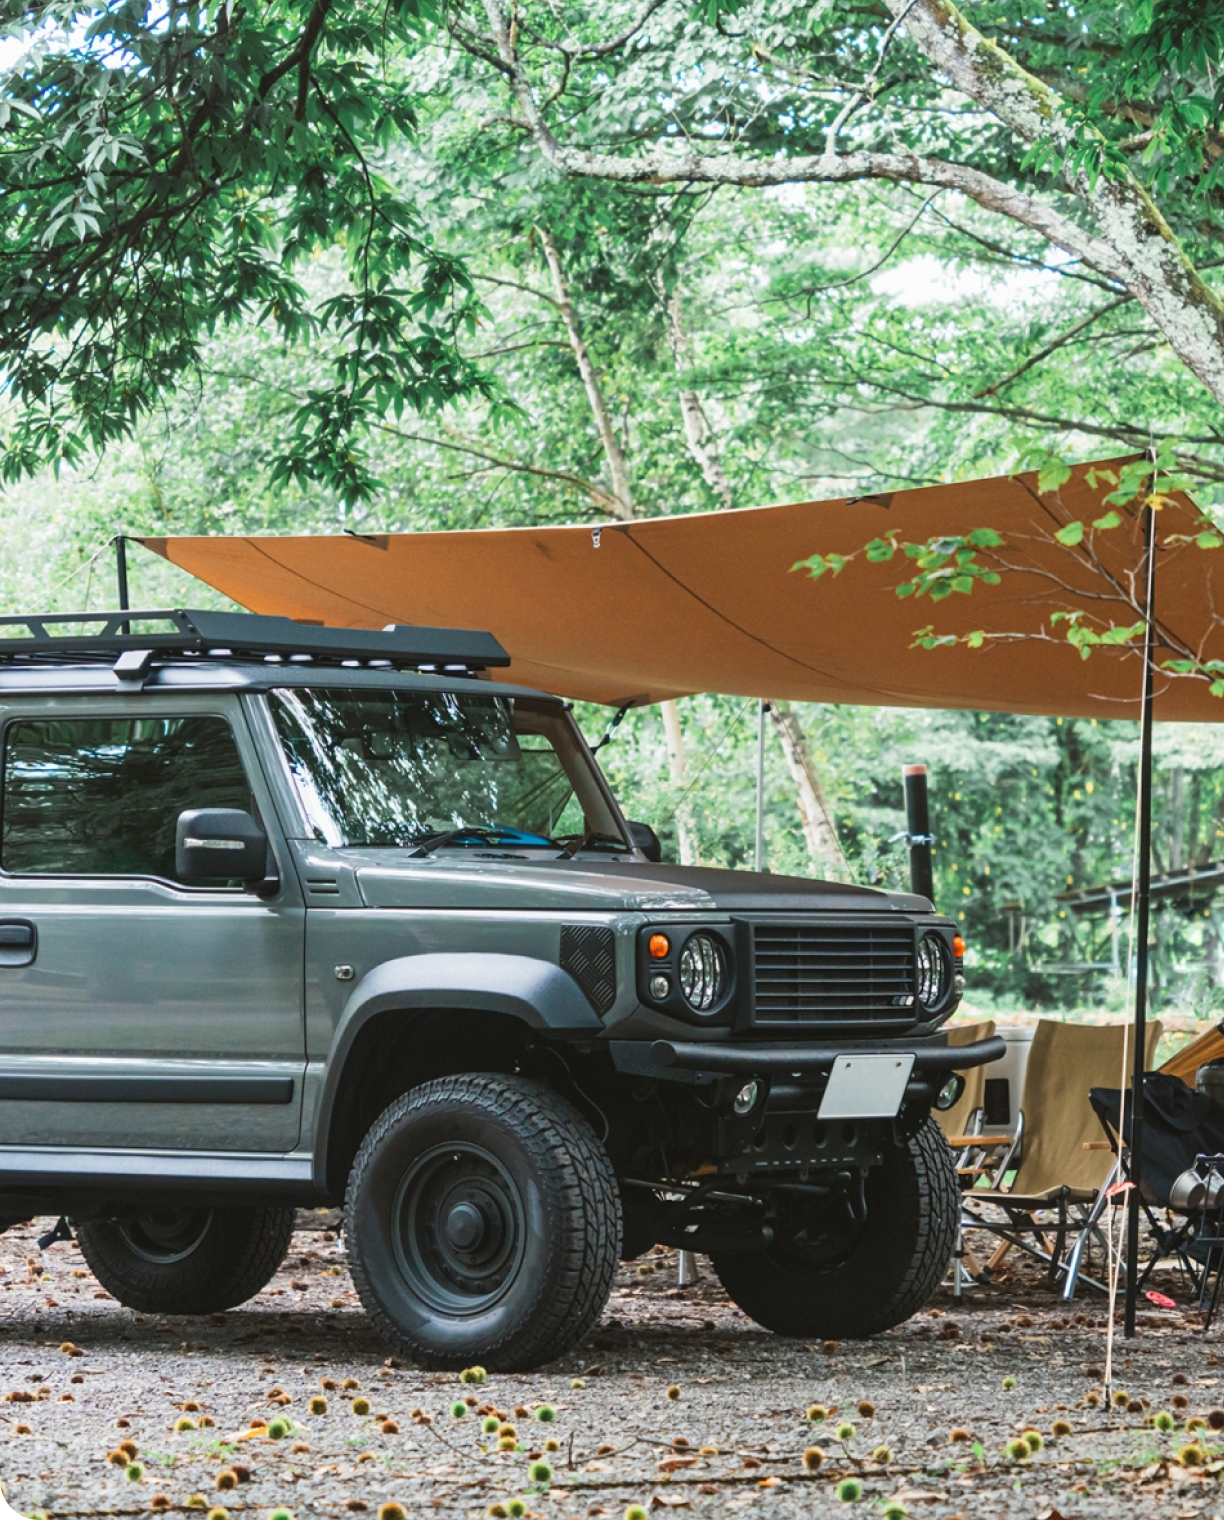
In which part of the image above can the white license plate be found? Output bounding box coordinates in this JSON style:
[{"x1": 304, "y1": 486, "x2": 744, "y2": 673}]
[{"x1": 818, "y1": 1053, "x2": 916, "y2": 1120}]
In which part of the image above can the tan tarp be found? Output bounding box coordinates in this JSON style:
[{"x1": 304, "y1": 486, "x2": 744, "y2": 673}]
[{"x1": 142, "y1": 456, "x2": 1224, "y2": 716}]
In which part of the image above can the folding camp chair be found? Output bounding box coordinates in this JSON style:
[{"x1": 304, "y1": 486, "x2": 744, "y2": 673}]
[
  {"x1": 957, "y1": 1018, "x2": 1162, "y2": 1296},
  {"x1": 1072, "y1": 1074, "x2": 1224, "y2": 1304},
  {"x1": 934, "y1": 1019, "x2": 998, "y2": 1298}
]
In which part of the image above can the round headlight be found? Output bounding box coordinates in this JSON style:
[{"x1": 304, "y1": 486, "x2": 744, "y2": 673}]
[
  {"x1": 916, "y1": 932, "x2": 950, "y2": 1009},
  {"x1": 679, "y1": 933, "x2": 726, "y2": 1013}
]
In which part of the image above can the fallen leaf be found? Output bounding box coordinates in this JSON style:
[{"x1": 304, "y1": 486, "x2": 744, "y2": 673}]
[{"x1": 657, "y1": 1458, "x2": 698, "y2": 1473}]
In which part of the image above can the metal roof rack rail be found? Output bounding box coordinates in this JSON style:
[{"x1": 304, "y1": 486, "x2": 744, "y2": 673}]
[{"x1": 0, "y1": 609, "x2": 510, "y2": 672}]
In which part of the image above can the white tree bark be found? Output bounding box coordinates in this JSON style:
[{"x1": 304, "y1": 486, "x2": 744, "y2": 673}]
[
  {"x1": 538, "y1": 224, "x2": 634, "y2": 520},
  {"x1": 667, "y1": 294, "x2": 734, "y2": 511},
  {"x1": 660, "y1": 696, "x2": 699, "y2": 865},
  {"x1": 768, "y1": 700, "x2": 848, "y2": 877}
]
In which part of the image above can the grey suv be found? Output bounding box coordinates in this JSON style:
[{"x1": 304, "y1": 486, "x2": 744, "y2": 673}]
[{"x1": 0, "y1": 608, "x2": 1000, "y2": 1370}]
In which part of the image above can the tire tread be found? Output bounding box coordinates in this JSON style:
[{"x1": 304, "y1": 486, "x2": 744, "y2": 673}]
[{"x1": 345, "y1": 1073, "x2": 620, "y2": 1370}]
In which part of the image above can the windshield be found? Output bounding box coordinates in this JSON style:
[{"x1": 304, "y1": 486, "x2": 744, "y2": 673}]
[{"x1": 269, "y1": 688, "x2": 625, "y2": 851}]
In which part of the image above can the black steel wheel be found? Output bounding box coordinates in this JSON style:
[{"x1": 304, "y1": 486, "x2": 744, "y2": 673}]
[
  {"x1": 710, "y1": 1117, "x2": 957, "y2": 1339},
  {"x1": 75, "y1": 1205, "x2": 295, "y2": 1314},
  {"x1": 346, "y1": 1073, "x2": 620, "y2": 1370}
]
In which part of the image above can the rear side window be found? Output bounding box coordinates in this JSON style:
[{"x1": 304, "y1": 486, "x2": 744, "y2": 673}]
[{"x1": 2, "y1": 716, "x2": 252, "y2": 881}]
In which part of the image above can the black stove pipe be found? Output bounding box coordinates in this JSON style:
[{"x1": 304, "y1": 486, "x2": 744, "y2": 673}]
[{"x1": 903, "y1": 764, "x2": 935, "y2": 904}]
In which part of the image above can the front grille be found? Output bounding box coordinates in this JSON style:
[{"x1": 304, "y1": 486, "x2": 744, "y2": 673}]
[{"x1": 749, "y1": 921, "x2": 917, "y2": 1027}]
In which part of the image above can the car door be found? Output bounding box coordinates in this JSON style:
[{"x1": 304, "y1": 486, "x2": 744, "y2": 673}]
[{"x1": 0, "y1": 693, "x2": 305, "y2": 1152}]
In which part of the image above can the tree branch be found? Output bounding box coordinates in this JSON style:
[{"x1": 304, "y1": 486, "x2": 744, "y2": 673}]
[{"x1": 885, "y1": 0, "x2": 1224, "y2": 407}]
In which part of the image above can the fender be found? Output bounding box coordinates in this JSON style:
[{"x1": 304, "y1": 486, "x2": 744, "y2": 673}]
[{"x1": 313, "y1": 953, "x2": 604, "y2": 1187}]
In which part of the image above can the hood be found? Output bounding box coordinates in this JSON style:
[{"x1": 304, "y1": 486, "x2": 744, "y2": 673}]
[{"x1": 351, "y1": 851, "x2": 931, "y2": 914}]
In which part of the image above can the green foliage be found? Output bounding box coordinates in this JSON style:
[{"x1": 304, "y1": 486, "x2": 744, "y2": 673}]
[{"x1": 0, "y1": 0, "x2": 491, "y2": 498}]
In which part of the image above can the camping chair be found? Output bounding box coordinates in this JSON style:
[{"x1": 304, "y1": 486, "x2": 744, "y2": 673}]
[
  {"x1": 935, "y1": 1018, "x2": 997, "y2": 1142},
  {"x1": 934, "y1": 1019, "x2": 998, "y2": 1298},
  {"x1": 957, "y1": 1018, "x2": 1162, "y2": 1297},
  {"x1": 1077, "y1": 1074, "x2": 1224, "y2": 1305}
]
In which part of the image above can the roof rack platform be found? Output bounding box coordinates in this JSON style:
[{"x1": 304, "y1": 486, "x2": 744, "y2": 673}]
[{"x1": 0, "y1": 610, "x2": 510, "y2": 673}]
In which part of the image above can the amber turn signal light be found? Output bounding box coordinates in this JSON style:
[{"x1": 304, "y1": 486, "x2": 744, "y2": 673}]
[
  {"x1": 952, "y1": 934, "x2": 966, "y2": 958},
  {"x1": 648, "y1": 933, "x2": 670, "y2": 959}
]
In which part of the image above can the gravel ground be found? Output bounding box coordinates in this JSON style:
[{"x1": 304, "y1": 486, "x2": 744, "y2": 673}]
[{"x1": 0, "y1": 1212, "x2": 1220, "y2": 1519}]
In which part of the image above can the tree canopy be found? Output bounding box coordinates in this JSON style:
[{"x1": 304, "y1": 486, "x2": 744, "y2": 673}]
[{"x1": 5, "y1": 0, "x2": 1224, "y2": 1020}]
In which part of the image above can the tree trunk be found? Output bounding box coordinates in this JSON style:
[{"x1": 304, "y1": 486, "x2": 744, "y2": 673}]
[
  {"x1": 537, "y1": 225, "x2": 634, "y2": 520},
  {"x1": 661, "y1": 697, "x2": 699, "y2": 865},
  {"x1": 667, "y1": 294, "x2": 734, "y2": 510},
  {"x1": 767, "y1": 700, "x2": 847, "y2": 877}
]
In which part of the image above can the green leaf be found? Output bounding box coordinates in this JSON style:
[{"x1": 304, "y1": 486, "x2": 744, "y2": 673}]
[
  {"x1": 1092, "y1": 511, "x2": 1122, "y2": 530},
  {"x1": 966, "y1": 630, "x2": 986, "y2": 648},
  {"x1": 1197, "y1": 532, "x2": 1224, "y2": 550},
  {"x1": 865, "y1": 537, "x2": 896, "y2": 562},
  {"x1": 1054, "y1": 521, "x2": 1086, "y2": 547},
  {"x1": 1037, "y1": 460, "x2": 1073, "y2": 494},
  {"x1": 967, "y1": 528, "x2": 1005, "y2": 548}
]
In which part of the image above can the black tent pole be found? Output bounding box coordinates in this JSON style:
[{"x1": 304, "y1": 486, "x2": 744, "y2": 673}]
[
  {"x1": 1124, "y1": 496, "x2": 1158, "y2": 1339},
  {"x1": 113, "y1": 535, "x2": 129, "y2": 635}
]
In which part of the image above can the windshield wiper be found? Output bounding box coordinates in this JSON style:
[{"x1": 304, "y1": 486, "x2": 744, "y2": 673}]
[
  {"x1": 409, "y1": 826, "x2": 564, "y2": 858},
  {"x1": 409, "y1": 827, "x2": 505, "y2": 858},
  {"x1": 558, "y1": 831, "x2": 629, "y2": 859}
]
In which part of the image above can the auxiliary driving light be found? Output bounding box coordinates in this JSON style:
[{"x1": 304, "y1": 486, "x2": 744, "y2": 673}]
[
  {"x1": 648, "y1": 933, "x2": 670, "y2": 958},
  {"x1": 934, "y1": 1073, "x2": 965, "y2": 1112},
  {"x1": 648, "y1": 973, "x2": 670, "y2": 1000},
  {"x1": 733, "y1": 1080, "x2": 761, "y2": 1116}
]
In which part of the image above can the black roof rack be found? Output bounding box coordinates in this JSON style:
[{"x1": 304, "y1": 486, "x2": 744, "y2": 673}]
[{"x1": 0, "y1": 609, "x2": 510, "y2": 673}]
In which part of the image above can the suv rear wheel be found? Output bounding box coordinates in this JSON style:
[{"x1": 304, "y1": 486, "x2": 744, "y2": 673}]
[
  {"x1": 75, "y1": 1205, "x2": 295, "y2": 1314},
  {"x1": 346, "y1": 1073, "x2": 620, "y2": 1370},
  {"x1": 710, "y1": 1117, "x2": 957, "y2": 1338}
]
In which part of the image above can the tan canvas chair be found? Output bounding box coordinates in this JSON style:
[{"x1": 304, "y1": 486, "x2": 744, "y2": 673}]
[
  {"x1": 935, "y1": 1018, "x2": 997, "y2": 1140},
  {"x1": 958, "y1": 1018, "x2": 1161, "y2": 1295}
]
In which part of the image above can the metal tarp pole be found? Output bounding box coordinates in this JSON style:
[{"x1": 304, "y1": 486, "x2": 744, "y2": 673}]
[
  {"x1": 754, "y1": 700, "x2": 766, "y2": 872},
  {"x1": 1124, "y1": 497, "x2": 1158, "y2": 1339},
  {"x1": 113, "y1": 535, "x2": 130, "y2": 635}
]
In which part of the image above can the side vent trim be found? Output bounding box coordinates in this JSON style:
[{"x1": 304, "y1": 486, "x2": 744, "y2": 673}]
[{"x1": 560, "y1": 926, "x2": 617, "y2": 1017}]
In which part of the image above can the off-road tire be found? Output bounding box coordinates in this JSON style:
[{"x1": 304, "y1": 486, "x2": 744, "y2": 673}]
[
  {"x1": 345, "y1": 1073, "x2": 621, "y2": 1371},
  {"x1": 710, "y1": 1117, "x2": 957, "y2": 1338},
  {"x1": 75, "y1": 1206, "x2": 295, "y2": 1314}
]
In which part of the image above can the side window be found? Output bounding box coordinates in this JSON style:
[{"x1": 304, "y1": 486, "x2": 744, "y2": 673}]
[{"x1": 1, "y1": 716, "x2": 252, "y2": 882}]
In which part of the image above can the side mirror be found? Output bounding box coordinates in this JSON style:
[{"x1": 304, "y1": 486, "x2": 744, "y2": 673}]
[
  {"x1": 176, "y1": 808, "x2": 277, "y2": 894},
  {"x1": 627, "y1": 820, "x2": 663, "y2": 863}
]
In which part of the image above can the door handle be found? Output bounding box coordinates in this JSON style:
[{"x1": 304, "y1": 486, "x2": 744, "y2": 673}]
[{"x1": 0, "y1": 921, "x2": 36, "y2": 967}]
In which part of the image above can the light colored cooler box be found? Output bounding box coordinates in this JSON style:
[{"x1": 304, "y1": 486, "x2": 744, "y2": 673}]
[{"x1": 981, "y1": 1024, "x2": 1035, "y2": 1147}]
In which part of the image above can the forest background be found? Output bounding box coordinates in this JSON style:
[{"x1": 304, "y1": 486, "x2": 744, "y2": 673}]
[{"x1": 5, "y1": 0, "x2": 1224, "y2": 1021}]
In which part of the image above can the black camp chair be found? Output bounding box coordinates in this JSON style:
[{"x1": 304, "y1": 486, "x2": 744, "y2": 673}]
[{"x1": 1077, "y1": 1074, "x2": 1224, "y2": 1301}]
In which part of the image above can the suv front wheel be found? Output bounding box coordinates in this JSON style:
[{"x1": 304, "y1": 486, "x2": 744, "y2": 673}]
[
  {"x1": 346, "y1": 1074, "x2": 620, "y2": 1371},
  {"x1": 710, "y1": 1117, "x2": 958, "y2": 1338},
  {"x1": 75, "y1": 1205, "x2": 295, "y2": 1314}
]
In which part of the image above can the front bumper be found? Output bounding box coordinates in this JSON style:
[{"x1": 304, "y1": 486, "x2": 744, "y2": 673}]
[{"x1": 609, "y1": 1033, "x2": 1004, "y2": 1081}]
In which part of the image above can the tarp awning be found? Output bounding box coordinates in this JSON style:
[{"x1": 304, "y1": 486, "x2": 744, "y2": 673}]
[{"x1": 141, "y1": 458, "x2": 1224, "y2": 718}]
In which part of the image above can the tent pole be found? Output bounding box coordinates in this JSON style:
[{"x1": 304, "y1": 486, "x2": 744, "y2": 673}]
[
  {"x1": 754, "y1": 700, "x2": 766, "y2": 872},
  {"x1": 1124, "y1": 497, "x2": 1158, "y2": 1339},
  {"x1": 113, "y1": 534, "x2": 130, "y2": 635}
]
